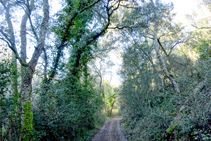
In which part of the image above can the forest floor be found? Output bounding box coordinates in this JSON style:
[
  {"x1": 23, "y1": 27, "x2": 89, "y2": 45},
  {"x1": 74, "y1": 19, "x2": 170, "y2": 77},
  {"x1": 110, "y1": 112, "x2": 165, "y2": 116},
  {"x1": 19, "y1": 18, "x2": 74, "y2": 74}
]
[{"x1": 91, "y1": 116, "x2": 128, "y2": 141}]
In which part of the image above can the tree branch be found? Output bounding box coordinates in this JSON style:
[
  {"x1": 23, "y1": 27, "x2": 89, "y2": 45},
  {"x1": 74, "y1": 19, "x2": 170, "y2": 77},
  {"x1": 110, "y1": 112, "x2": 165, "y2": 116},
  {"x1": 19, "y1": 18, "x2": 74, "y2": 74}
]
[
  {"x1": 16, "y1": 0, "x2": 38, "y2": 41},
  {"x1": 108, "y1": 25, "x2": 148, "y2": 30},
  {"x1": 0, "y1": 38, "x2": 29, "y2": 67},
  {"x1": 48, "y1": 0, "x2": 102, "y2": 81},
  {"x1": 43, "y1": 47, "x2": 48, "y2": 81},
  {"x1": 25, "y1": 0, "x2": 39, "y2": 41},
  {"x1": 48, "y1": 0, "x2": 122, "y2": 83},
  {"x1": 28, "y1": 0, "x2": 49, "y2": 67},
  {"x1": 0, "y1": 1, "x2": 28, "y2": 67},
  {"x1": 168, "y1": 40, "x2": 183, "y2": 56},
  {"x1": 0, "y1": 28, "x2": 12, "y2": 44},
  {"x1": 192, "y1": 24, "x2": 211, "y2": 30},
  {"x1": 157, "y1": 38, "x2": 168, "y2": 56}
]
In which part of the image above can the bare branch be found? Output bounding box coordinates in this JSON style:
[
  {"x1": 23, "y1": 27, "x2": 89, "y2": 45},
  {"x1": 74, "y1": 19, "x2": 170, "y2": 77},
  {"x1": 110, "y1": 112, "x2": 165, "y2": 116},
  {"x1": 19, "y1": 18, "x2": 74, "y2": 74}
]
[
  {"x1": 192, "y1": 24, "x2": 211, "y2": 30},
  {"x1": 0, "y1": 38, "x2": 29, "y2": 67},
  {"x1": 43, "y1": 47, "x2": 48, "y2": 81},
  {"x1": 168, "y1": 40, "x2": 183, "y2": 55},
  {"x1": 109, "y1": 0, "x2": 121, "y2": 15},
  {"x1": 26, "y1": 0, "x2": 38, "y2": 41},
  {"x1": 0, "y1": 0, "x2": 6, "y2": 9},
  {"x1": 20, "y1": 0, "x2": 35, "y2": 63},
  {"x1": 153, "y1": 9, "x2": 181, "y2": 95},
  {"x1": 0, "y1": 37, "x2": 12, "y2": 48},
  {"x1": 108, "y1": 25, "x2": 148, "y2": 30},
  {"x1": 157, "y1": 38, "x2": 168, "y2": 56},
  {"x1": 28, "y1": 0, "x2": 49, "y2": 66},
  {"x1": 0, "y1": 28, "x2": 11, "y2": 43},
  {"x1": 15, "y1": 0, "x2": 38, "y2": 40},
  {"x1": 0, "y1": 0, "x2": 29, "y2": 66}
]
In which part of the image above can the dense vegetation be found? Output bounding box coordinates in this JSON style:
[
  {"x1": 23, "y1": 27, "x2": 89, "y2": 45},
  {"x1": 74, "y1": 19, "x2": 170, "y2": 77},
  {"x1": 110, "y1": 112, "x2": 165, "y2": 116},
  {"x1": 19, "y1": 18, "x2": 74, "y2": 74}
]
[
  {"x1": 118, "y1": 1, "x2": 211, "y2": 141},
  {"x1": 1, "y1": 0, "x2": 211, "y2": 141}
]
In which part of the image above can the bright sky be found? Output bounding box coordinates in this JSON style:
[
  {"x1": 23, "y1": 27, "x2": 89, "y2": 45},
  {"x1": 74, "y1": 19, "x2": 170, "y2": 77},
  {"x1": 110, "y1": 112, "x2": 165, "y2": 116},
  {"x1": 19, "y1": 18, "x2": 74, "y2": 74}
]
[{"x1": 163, "y1": 0, "x2": 199, "y2": 15}]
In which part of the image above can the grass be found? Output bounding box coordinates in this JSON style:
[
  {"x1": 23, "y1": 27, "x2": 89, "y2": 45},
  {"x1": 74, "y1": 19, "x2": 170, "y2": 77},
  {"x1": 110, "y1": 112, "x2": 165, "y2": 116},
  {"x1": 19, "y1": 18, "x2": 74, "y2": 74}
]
[{"x1": 111, "y1": 109, "x2": 120, "y2": 117}]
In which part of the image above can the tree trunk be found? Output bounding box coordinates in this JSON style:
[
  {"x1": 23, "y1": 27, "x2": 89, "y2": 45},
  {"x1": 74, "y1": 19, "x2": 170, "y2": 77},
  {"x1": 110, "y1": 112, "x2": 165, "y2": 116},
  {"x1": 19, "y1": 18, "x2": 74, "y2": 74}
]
[
  {"x1": 11, "y1": 53, "x2": 20, "y2": 140},
  {"x1": 19, "y1": 1, "x2": 34, "y2": 140},
  {"x1": 20, "y1": 0, "x2": 49, "y2": 140},
  {"x1": 153, "y1": 20, "x2": 181, "y2": 95},
  {"x1": 3, "y1": 2, "x2": 20, "y2": 139}
]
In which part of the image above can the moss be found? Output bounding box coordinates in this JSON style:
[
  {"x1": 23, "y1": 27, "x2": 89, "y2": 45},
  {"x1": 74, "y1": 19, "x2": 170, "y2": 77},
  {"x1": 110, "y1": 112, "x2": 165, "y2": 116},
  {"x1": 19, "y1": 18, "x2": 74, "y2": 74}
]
[
  {"x1": 169, "y1": 73, "x2": 176, "y2": 79},
  {"x1": 166, "y1": 123, "x2": 176, "y2": 134},
  {"x1": 22, "y1": 102, "x2": 33, "y2": 141},
  {"x1": 179, "y1": 105, "x2": 188, "y2": 114},
  {"x1": 182, "y1": 109, "x2": 188, "y2": 114}
]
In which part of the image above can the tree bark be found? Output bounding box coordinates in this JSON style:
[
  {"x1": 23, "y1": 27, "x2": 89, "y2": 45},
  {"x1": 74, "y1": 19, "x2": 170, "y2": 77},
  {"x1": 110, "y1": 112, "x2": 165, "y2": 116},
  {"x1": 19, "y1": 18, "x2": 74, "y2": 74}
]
[
  {"x1": 2, "y1": 2, "x2": 20, "y2": 139},
  {"x1": 20, "y1": 0, "x2": 35, "y2": 80},
  {"x1": 20, "y1": 0, "x2": 49, "y2": 140},
  {"x1": 19, "y1": 1, "x2": 34, "y2": 139},
  {"x1": 153, "y1": 20, "x2": 181, "y2": 95}
]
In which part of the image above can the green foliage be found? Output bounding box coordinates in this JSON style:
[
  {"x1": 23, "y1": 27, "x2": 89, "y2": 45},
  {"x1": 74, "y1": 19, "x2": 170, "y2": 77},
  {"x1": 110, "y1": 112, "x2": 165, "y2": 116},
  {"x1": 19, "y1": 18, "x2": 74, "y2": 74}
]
[
  {"x1": 194, "y1": 40, "x2": 211, "y2": 59},
  {"x1": 166, "y1": 123, "x2": 176, "y2": 134},
  {"x1": 0, "y1": 59, "x2": 11, "y2": 139},
  {"x1": 33, "y1": 72, "x2": 104, "y2": 140},
  {"x1": 0, "y1": 54, "x2": 21, "y2": 140},
  {"x1": 52, "y1": 0, "x2": 93, "y2": 41},
  {"x1": 33, "y1": 0, "x2": 109, "y2": 140},
  {"x1": 106, "y1": 92, "x2": 117, "y2": 116},
  {"x1": 0, "y1": 0, "x2": 121, "y2": 140},
  {"x1": 0, "y1": 60, "x2": 10, "y2": 95},
  {"x1": 101, "y1": 80, "x2": 119, "y2": 117},
  {"x1": 3, "y1": 0, "x2": 211, "y2": 140},
  {"x1": 118, "y1": 1, "x2": 211, "y2": 140}
]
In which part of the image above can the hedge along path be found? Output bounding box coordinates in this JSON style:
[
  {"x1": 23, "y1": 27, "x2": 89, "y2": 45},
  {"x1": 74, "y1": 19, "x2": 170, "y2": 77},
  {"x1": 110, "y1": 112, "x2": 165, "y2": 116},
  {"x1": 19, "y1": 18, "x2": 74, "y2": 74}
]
[{"x1": 92, "y1": 116, "x2": 128, "y2": 141}]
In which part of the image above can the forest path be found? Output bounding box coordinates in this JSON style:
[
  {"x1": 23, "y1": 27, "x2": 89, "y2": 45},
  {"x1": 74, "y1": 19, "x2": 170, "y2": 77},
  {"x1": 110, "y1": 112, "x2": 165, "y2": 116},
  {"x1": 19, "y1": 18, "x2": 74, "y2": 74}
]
[{"x1": 91, "y1": 116, "x2": 128, "y2": 141}]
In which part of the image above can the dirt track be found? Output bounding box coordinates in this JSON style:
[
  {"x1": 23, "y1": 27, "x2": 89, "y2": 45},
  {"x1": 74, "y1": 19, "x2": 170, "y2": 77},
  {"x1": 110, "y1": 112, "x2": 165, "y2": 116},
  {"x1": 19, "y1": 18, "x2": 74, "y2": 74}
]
[{"x1": 91, "y1": 116, "x2": 128, "y2": 141}]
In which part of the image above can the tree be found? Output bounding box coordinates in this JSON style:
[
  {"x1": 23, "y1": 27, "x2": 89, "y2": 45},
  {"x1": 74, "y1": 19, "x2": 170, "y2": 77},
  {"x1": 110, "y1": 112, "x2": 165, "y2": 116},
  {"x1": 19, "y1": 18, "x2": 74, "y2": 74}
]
[
  {"x1": 0, "y1": 0, "x2": 49, "y2": 139},
  {"x1": 150, "y1": 0, "x2": 181, "y2": 95},
  {"x1": 117, "y1": 0, "x2": 211, "y2": 140},
  {"x1": 0, "y1": 0, "x2": 125, "y2": 140}
]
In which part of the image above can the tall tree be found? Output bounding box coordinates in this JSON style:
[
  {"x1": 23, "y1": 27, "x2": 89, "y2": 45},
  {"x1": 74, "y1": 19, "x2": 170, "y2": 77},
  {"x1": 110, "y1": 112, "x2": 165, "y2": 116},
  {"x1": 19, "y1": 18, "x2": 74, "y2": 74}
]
[
  {"x1": 150, "y1": 0, "x2": 181, "y2": 95},
  {"x1": 0, "y1": 0, "x2": 49, "y2": 139},
  {"x1": 0, "y1": 0, "x2": 125, "y2": 140}
]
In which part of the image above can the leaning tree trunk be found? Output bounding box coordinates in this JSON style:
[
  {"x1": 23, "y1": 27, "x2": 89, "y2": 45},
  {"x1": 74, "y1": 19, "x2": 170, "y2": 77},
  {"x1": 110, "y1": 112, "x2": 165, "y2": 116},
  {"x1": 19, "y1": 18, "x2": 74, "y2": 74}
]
[
  {"x1": 151, "y1": 1, "x2": 185, "y2": 135},
  {"x1": 153, "y1": 20, "x2": 181, "y2": 95}
]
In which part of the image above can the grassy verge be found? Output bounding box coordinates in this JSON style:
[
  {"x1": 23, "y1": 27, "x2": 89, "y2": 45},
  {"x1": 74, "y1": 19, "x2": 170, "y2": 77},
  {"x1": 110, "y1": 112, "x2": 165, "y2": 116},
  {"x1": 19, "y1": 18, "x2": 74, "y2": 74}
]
[
  {"x1": 84, "y1": 112, "x2": 107, "y2": 141},
  {"x1": 85, "y1": 109, "x2": 121, "y2": 141}
]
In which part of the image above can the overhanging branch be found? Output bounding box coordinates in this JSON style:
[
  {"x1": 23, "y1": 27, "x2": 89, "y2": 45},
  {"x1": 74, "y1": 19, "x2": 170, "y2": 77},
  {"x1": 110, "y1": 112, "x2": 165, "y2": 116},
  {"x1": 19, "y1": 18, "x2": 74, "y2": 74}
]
[{"x1": 48, "y1": 0, "x2": 102, "y2": 81}]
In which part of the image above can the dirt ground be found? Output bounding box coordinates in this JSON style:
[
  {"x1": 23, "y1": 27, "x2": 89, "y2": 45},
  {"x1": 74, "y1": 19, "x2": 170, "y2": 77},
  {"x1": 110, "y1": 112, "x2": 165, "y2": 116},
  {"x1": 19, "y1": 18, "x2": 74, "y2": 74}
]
[{"x1": 91, "y1": 116, "x2": 128, "y2": 141}]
